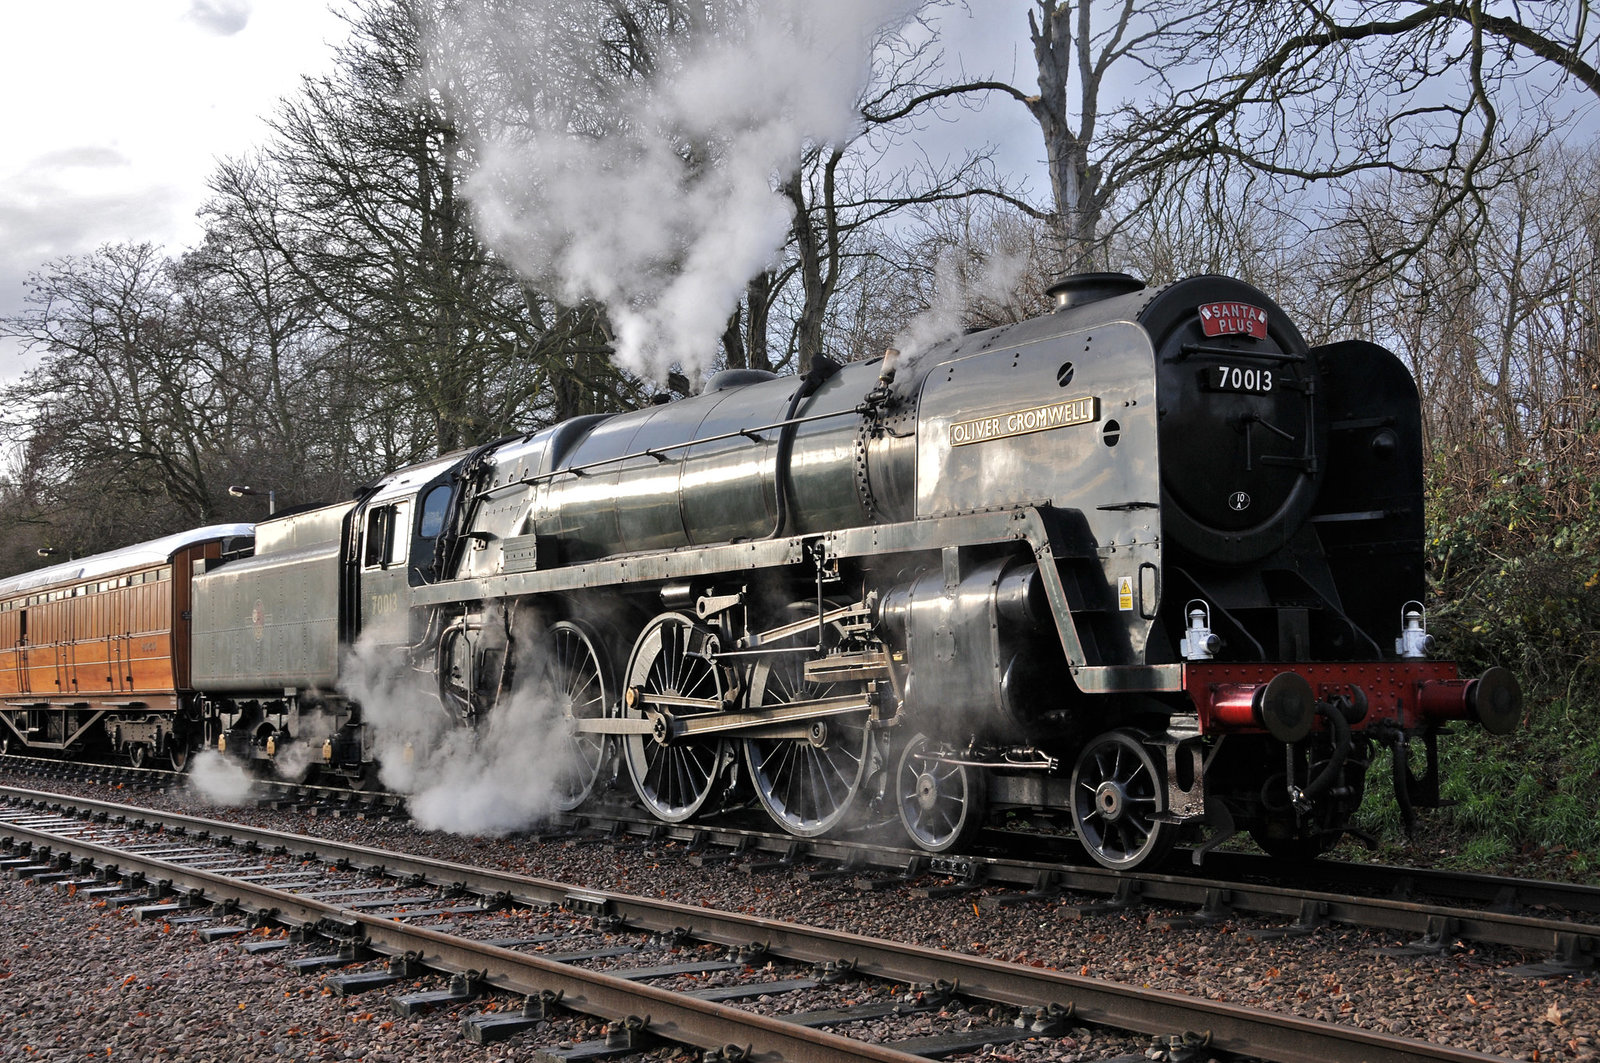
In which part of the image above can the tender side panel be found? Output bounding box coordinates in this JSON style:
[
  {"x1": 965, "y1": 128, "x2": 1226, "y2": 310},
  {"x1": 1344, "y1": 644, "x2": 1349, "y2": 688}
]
[{"x1": 191, "y1": 541, "x2": 344, "y2": 691}]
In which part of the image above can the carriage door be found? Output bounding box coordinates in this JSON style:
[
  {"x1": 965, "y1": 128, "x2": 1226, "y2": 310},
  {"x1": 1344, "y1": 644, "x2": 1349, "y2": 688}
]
[
  {"x1": 108, "y1": 581, "x2": 128, "y2": 692},
  {"x1": 57, "y1": 592, "x2": 79, "y2": 694},
  {"x1": 14, "y1": 609, "x2": 29, "y2": 695}
]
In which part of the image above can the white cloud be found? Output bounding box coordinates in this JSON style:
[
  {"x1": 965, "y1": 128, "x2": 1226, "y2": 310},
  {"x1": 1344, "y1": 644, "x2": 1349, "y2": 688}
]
[
  {"x1": 186, "y1": 0, "x2": 252, "y2": 36},
  {"x1": 0, "y1": 1, "x2": 351, "y2": 384},
  {"x1": 32, "y1": 146, "x2": 132, "y2": 172}
]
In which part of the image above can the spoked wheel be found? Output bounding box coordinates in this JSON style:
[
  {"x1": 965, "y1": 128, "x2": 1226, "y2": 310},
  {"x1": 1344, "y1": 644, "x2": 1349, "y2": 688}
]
[
  {"x1": 622, "y1": 613, "x2": 730, "y2": 823},
  {"x1": 896, "y1": 733, "x2": 987, "y2": 852},
  {"x1": 1070, "y1": 729, "x2": 1177, "y2": 871},
  {"x1": 547, "y1": 620, "x2": 615, "y2": 812},
  {"x1": 741, "y1": 602, "x2": 874, "y2": 837}
]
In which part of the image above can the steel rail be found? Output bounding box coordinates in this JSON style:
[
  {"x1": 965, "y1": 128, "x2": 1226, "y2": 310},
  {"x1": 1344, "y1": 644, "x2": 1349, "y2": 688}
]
[
  {"x1": 1206, "y1": 848, "x2": 1600, "y2": 918},
  {"x1": 0, "y1": 790, "x2": 1521, "y2": 1063},
  {"x1": 0, "y1": 814, "x2": 924, "y2": 1063},
  {"x1": 3, "y1": 777, "x2": 1598, "y2": 958}
]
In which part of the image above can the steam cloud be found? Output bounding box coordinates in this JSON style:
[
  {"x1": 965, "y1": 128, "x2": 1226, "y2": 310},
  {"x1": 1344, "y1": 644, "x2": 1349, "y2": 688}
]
[
  {"x1": 891, "y1": 246, "x2": 1030, "y2": 369},
  {"x1": 338, "y1": 611, "x2": 581, "y2": 836},
  {"x1": 188, "y1": 749, "x2": 257, "y2": 806},
  {"x1": 431, "y1": 0, "x2": 920, "y2": 382}
]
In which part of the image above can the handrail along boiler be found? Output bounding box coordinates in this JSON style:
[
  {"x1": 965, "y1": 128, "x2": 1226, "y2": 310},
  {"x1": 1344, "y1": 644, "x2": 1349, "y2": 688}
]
[{"x1": 0, "y1": 273, "x2": 1520, "y2": 870}]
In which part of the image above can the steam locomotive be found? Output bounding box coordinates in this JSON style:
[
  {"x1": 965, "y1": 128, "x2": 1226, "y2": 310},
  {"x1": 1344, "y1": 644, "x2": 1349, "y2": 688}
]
[{"x1": 0, "y1": 273, "x2": 1521, "y2": 870}]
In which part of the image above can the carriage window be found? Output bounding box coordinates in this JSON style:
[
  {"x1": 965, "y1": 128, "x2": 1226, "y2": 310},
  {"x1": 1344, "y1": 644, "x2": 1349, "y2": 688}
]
[{"x1": 419, "y1": 485, "x2": 451, "y2": 539}]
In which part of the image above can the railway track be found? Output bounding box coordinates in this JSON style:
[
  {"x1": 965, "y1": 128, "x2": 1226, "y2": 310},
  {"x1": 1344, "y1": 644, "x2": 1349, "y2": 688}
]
[
  {"x1": 0, "y1": 783, "x2": 1569, "y2": 1062},
  {"x1": 4, "y1": 751, "x2": 1599, "y2": 973}
]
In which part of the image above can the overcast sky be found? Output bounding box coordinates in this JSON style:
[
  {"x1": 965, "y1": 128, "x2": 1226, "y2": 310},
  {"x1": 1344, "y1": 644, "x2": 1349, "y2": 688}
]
[
  {"x1": 0, "y1": 0, "x2": 353, "y2": 374},
  {"x1": 0, "y1": 1, "x2": 1045, "y2": 378}
]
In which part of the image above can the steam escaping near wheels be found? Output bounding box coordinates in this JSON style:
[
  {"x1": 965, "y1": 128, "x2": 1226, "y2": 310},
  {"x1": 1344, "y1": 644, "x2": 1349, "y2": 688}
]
[
  {"x1": 341, "y1": 615, "x2": 605, "y2": 836},
  {"x1": 187, "y1": 750, "x2": 257, "y2": 807}
]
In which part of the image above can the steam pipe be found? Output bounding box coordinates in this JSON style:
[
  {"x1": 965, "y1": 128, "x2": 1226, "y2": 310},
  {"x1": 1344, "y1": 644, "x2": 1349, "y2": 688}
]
[{"x1": 1300, "y1": 703, "x2": 1352, "y2": 802}]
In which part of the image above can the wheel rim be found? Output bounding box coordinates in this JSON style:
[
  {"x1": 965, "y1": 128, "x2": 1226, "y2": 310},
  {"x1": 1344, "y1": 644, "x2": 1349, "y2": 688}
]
[
  {"x1": 548, "y1": 621, "x2": 613, "y2": 812},
  {"x1": 166, "y1": 741, "x2": 190, "y2": 772},
  {"x1": 128, "y1": 743, "x2": 148, "y2": 769},
  {"x1": 896, "y1": 733, "x2": 985, "y2": 852},
  {"x1": 742, "y1": 604, "x2": 871, "y2": 837},
  {"x1": 622, "y1": 614, "x2": 728, "y2": 823},
  {"x1": 1070, "y1": 729, "x2": 1176, "y2": 870}
]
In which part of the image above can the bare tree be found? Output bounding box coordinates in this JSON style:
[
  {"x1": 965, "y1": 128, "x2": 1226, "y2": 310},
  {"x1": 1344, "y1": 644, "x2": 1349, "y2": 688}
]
[
  {"x1": 0, "y1": 245, "x2": 239, "y2": 536},
  {"x1": 1130, "y1": 0, "x2": 1599, "y2": 275},
  {"x1": 208, "y1": 0, "x2": 636, "y2": 458}
]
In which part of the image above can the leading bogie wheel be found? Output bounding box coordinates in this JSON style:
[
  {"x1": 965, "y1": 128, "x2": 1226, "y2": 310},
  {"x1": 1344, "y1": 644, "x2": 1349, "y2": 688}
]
[
  {"x1": 741, "y1": 601, "x2": 874, "y2": 837},
  {"x1": 546, "y1": 620, "x2": 615, "y2": 812},
  {"x1": 896, "y1": 732, "x2": 987, "y2": 852},
  {"x1": 1069, "y1": 729, "x2": 1177, "y2": 871},
  {"x1": 622, "y1": 612, "x2": 730, "y2": 823}
]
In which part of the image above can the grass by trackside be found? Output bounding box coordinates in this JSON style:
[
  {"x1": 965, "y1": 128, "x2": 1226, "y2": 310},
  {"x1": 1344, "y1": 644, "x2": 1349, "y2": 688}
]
[{"x1": 1344, "y1": 695, "x2": 1600, "y2": 884}]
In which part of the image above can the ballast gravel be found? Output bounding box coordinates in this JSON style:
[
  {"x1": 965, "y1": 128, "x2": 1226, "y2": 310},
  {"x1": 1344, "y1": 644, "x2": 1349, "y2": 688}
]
[{"x1": 2, "y1": 769, "x2": 1597, "y2": 1062}]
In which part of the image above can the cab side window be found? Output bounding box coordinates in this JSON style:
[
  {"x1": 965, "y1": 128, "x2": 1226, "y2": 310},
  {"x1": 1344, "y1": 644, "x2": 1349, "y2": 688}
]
[
  {"x1": 362, "y1": 501, "x2": 412, "y2": 569},
  {"x1": 419, "y1": 485, "x2": 451, "y2": 539},
  {"x1": 363, "y1": 507, "x2": 392, "y2": 568}
]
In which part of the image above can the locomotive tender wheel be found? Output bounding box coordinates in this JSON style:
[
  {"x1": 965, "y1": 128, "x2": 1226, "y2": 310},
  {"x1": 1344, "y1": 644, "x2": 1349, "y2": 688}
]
[
  {"x1": 622, "y1": 612, "x2": 730, "y2": 823},
  {"x1": 1070, "y1": 729, "x2": 1177, "y2": 871},
  {"x1": 166, "y1": 740, "x2": 191, "y2": 772},
  {"x1": 896, "y1": 733, "x2": 988, "y2": 852},
  {"x1": 548, "y1": 620, "x2": 614, "y2": 812},
  {"x1": 127, "y1": 743, "x2": 149, "y2": 769},
  {"x1": 742, "y1": 602, "x2": 873, "y2": 838}
]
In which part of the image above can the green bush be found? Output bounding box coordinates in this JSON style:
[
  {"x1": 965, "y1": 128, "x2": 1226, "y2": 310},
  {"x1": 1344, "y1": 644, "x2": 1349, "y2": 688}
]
[
  {"x1": 1353, "y1": 458, "x2": 1600, "y2": 881},
  {"x1": 1425, "y1": 458, "x2": 1600, "y2": 690}
]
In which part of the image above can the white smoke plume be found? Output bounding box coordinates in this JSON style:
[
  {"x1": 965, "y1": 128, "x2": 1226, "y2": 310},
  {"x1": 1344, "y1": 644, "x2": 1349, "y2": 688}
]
[
  {"x1": 187, "y1": 749, "x2": 257, "y2": 806},
  {"x1": 338, "y1": 609, "x2": 581, "y2": 836},
  {"x1": 890, "y1": 245, "x2": 1030, "y2": 368},
  {"x1": 429, "y1": 0, "x2": 920, "y2": 382},
  {"x1": 267, "y1": 708, "x2": 342, "y2": 783}
]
